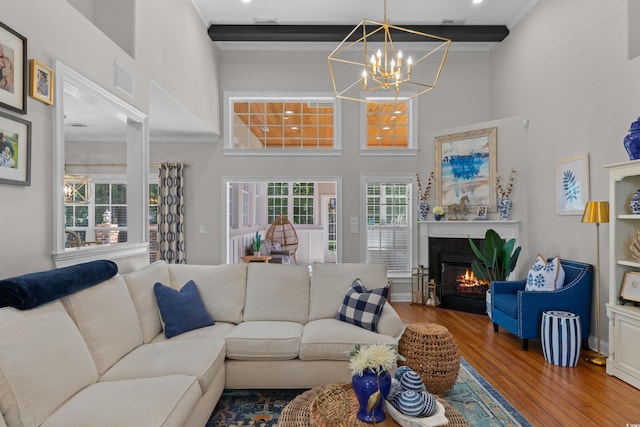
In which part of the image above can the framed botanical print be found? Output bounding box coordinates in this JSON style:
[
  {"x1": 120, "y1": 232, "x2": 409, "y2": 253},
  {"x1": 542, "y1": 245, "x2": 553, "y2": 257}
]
[
  {"x1": 0, "y1": 110, "x2": 31, "y2": 186},
  {"x1": 555, "y1": 153, "x2": 589, "y2": 215},
  {"x1": 0, "y1": 21, "x2": 27, "y2": 114}
]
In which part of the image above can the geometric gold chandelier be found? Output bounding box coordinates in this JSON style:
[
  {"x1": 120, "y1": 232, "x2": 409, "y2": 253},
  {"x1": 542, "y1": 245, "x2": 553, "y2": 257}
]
[
  {"x1": 64, "y1": 174, "x2": 90, "y2": 204},
  {"x1": 328, "y1": 0, "x2": 451, "y2": 103}
]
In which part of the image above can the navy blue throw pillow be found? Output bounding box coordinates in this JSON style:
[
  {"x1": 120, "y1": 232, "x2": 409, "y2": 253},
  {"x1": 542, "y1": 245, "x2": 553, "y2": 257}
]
[{"x1": 154, "y1": 280, "x2": 214, "y2": 339}]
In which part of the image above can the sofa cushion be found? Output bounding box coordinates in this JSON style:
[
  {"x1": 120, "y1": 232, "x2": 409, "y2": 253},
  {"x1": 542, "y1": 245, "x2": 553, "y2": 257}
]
[
  {"x1": 300, "y1": 318, "x2": 399, "y2": 360},
  {"x1": 154, "y1": 280, "x2": 215, "y2": 338},
  {"x1": 62, "y1": 274, "x2": 144, "y2": 375},
  {"x1": 100, "y1": 338, "x2": 225, "y2": 392},
  {"x1": 41, "y1": 375, "x2": 201, "y2": 427},
  {"x1": 225, "y1": 321, "x2": 303, "y2": 360},
  {"x1": 524, "y1": 255, "x2": 566, "y2": 291},
  {"x1": 309, "y1": 262, "x2": 388, "y2": 321},
  {"x1": 123, "y1": 260, "x2": 171, "y2": 343},
  {"x1": 0, "y1": 301, "x2": 98, "y2": 427},
  {"x1": 336, "y1": 278, "x2": 389, "y2": 332},
  {"x1": 151, "y1": 322, "x2": 237, "y2": 343},
  {"x1": 244, "y1": 264, "x2": 310, "y2": 322},
  {"x1": 169, "y1": 263, "x2": 247, "y2": 324}
]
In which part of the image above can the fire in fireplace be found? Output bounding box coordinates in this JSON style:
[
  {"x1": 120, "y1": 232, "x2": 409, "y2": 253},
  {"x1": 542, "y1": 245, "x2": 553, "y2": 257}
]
[{"x1": 439, "y1": 253, "x2": 488, "y2": 314}]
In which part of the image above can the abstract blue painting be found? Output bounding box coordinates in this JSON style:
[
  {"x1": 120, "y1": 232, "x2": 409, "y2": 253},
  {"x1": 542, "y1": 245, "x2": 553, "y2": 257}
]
[{"x1": 435, "y1": 128, "x2": 497, "y2": 210}]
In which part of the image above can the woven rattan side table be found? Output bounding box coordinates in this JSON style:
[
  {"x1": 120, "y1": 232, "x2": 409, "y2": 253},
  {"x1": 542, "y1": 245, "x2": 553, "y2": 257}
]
[
  {"x1": 397, "y1": 323, "x2": 461, "y2": 395},
  {"x1": 278, "y1": 384, "x2": 469, "y2": 427}
]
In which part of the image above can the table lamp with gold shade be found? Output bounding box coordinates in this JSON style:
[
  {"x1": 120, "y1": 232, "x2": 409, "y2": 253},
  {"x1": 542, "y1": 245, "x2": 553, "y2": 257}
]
[{"x1": 581, "y1": 201, "x2": 609, "y2": 366}]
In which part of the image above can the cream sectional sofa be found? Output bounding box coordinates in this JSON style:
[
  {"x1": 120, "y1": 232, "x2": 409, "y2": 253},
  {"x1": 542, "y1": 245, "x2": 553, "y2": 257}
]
[{"x1": 0, "y1": 261, "x2": 403, "y2": 427}]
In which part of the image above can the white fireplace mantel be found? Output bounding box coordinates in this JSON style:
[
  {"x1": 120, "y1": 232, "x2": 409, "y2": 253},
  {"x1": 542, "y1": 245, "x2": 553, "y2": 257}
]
[{"x1": 417, "y1": 220, "x2": 520, "y2": 276}]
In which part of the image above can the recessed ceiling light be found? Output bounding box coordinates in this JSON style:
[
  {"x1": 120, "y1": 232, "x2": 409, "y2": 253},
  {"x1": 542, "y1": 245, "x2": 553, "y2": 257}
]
[
  {"x1": 241, "y1": 0, "x2": 251, "y2": 3},
  {"x1": 393, "y1": 110, "x2": 403, "y2": 114},
  {"x1": 382, "y1": 126, "x2": 391, "y2": 130},
  {"x1": 291, "y1": 126, "x2": 299, "y2": 130},
  {"x1": 261, "y1": 126, "x2": 269, "y2": 132},
  {"x1": 473, "y1": 0, "x2": 483, "y2": 4},
  {"x1": 285, "y1": 110, "x2": 294, "y2": 114}
]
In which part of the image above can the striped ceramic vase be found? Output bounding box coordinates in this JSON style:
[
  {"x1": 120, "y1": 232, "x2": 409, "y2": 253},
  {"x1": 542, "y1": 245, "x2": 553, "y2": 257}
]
[{"x1": 541, "y1": 311, "x2": 581, "y2": 367}]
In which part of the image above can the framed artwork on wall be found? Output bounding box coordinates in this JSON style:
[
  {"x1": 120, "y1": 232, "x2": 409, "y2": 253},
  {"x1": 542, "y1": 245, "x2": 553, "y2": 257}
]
[
  {"x1": 29, "y1": 59, "x2": 54, "y2": 105},
  {"x1": 435, "y1": 127, "x2": 497, "y2": 212},
  {"x1": 0, "y1": 21, "x2": 27, "y2": 114},
  {"x1": 0, "y1": 110, "x2": 31, "y2": 186},
  {"x1": 620, "y1": 271, "x2": 640, "y2": 303},
  {"x1": 555, "y1": 153, "x2": 589, "y2": 215}
]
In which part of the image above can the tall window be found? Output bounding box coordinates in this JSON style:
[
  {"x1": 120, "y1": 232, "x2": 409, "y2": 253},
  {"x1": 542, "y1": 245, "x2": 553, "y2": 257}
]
[
  {"x1": 363, "y1": 177, "x2": 412, "y2": 274},
  {"x1": 361, "y1": 97, "x2": 417, "y2": 153},
  {"x1": 267, "y1": 182, "x2": 289, "y2": 223},
  {"x1": 240, "y1": 183, "x2": 249, "y2": 227},
  {"x1": 225, "y1": 93, "x2": 341, "y2": 153},
  {"x1": 293, "y1": 182, "x2": 315, "y2": 224}
]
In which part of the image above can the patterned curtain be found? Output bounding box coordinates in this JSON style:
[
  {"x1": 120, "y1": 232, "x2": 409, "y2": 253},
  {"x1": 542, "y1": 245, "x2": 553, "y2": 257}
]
[{"x1": 157, "y1": 162, "x2": 186, "y2": 264}]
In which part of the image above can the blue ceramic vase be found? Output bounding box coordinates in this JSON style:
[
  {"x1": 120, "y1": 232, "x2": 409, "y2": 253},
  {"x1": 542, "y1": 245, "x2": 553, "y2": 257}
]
[
  {"x1": 417, "y1": 202, "x2": 430, "y2": 221},
  {"x1": 498, "y1": 198, "x2": 513, "y2": 220},
  {"x1": 624, "y1": 117, "x2": 640, "y2": 160},
  {"x1": 352, "y1": 369, "x2": 391, "y2": 423}
]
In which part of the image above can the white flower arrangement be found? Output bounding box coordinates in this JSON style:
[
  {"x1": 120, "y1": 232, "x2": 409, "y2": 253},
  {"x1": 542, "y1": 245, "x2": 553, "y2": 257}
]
[
  {"x1": 432, "y1": 206, "x2": 445, "y2": 216},
  {"x1": 348, "y1": 344, "x2": 404, "y2": 376}
]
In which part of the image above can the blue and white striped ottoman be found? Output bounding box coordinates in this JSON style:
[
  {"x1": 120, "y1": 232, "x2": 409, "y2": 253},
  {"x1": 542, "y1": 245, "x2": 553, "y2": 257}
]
[{"x1": 541, "y1": 311, "x2": 581, "y2": 367}]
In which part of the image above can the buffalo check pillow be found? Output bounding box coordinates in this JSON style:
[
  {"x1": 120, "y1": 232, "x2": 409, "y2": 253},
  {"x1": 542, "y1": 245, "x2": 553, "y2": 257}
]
[{"x1": 336, "y1": 278, "x2": 389, "y2": 332}]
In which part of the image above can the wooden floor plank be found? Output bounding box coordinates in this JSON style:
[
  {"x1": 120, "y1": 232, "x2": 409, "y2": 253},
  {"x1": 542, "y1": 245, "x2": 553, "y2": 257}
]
[{"x1": 391, "y1": 303, "x2": 640, "y2": 426}]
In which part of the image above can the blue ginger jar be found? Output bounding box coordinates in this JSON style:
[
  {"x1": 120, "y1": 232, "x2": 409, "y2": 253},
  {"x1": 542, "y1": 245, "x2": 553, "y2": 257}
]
[
  {"x1": 624, "y1": 117, "x2": 640, "y2": 160},
  {"x1": 630, "y1": 190, "x2": 640, "y2": 214}
]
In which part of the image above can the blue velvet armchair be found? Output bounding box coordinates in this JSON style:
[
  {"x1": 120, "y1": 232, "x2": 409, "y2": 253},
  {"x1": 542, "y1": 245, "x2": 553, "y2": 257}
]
[{"x1": 491, "y1": 259, "x2": 593, "y2": 350}]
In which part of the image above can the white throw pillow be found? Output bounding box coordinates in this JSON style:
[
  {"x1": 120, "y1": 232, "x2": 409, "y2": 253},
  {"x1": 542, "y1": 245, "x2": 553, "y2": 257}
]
[{"x1": 525, "y1": 255, "x2": 565, "y2": 291}]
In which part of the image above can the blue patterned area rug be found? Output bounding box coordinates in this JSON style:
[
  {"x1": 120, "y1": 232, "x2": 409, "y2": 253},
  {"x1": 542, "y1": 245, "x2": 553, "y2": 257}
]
[{"x1": 207, "y1": 358, "x2": 532, "y2": 427}]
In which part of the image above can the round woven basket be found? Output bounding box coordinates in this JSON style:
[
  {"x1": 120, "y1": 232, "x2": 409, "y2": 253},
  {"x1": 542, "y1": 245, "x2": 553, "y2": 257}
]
[{"x1": 397, "y1": 323, "x2": 460, "y2": 395}]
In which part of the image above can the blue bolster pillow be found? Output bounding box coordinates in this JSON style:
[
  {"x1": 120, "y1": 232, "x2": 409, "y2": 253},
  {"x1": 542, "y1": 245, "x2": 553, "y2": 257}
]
[{"x1": 0, "y1": 260, "x2": 118, "y2": 310}]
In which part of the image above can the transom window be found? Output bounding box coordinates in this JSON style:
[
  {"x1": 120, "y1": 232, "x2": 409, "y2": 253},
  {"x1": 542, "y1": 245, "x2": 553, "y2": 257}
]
[
  {"x1": 225, "y1": 93, "x2": 341, "y2": 153},
  {"x1": 361, "y1": 97, "x2": 417, "y2": 154}
]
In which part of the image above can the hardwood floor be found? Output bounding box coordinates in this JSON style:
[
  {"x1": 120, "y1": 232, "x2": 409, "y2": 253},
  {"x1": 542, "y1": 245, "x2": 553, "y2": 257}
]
[{"x1": 391, "y1": 302, "x2": 640, "y2": 427}]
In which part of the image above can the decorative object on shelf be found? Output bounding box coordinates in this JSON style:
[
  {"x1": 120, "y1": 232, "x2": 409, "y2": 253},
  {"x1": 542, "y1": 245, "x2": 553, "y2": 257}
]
[
  {"x1": 497, "y1": 197, "x2": 513, "y2": 220},
  {"x1": 630, "y1": 229, "x2": 640, "y2": 262},
  {"x1": 424, "y1": 280, "x2": 439, "y2": 307},
  {"x1": 435, "y1": 127, "x2": 497, "y2": 212},
  {"x1": 250, "y1": 230, "x2": 262, "y2": 256},
  {"x1": 581, "y1": 200, "x2": 610, "y2": 366},
  {"x1": 348, "y1": 343, "x2": 401, "y2": 423},
  {"x1": 468, "y1": 228, "x2": 521, "y2": 282},
  {"x1": 623, "y1": 116, "x2": 640, "y2": 160},
  {"x1": 630, "y1": 189, "x2": 640, "y2": 214},
  {"x1": 620, "y1": 271, "x2": 640, "y2": 303},
  {"x1": 328, "y1": 0, "x2": 451, "y2": 104},
  {"x1": 432, "y1": 205, "x2": 444, "y2": 221},
  {"x1": 416, "y1": 172, "x2": 434, "y2": 221},
  {"x1": 475, "y1": 206, "x2": 488, "y2": 220},
  {"x1": 556, "y1": 153, "x2": 590, "y2": 215},
  {"x1": 448, "y1": 195, "x2": 469, "y2": 220}
]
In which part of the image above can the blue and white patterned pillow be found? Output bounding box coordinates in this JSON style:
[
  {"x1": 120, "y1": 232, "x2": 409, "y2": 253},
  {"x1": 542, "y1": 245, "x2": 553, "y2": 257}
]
[
  {"x1": 336, "y1": 278, "x2": 389, "y2": 331},
  {"x1": 525, "y1": 256, "x2": 565, "y2": 291}
]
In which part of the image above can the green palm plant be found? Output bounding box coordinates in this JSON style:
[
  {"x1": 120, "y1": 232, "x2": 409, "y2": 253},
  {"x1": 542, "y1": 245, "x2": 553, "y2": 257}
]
[{"x1": 467, "y1": 229, "x2": 521, "y2": 282}]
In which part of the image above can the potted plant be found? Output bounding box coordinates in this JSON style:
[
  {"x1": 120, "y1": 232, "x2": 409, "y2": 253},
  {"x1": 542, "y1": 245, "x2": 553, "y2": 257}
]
[
  {"x1": 432, "y1": 206, "x2": 445, "y2": 221},
  {"x1": 467, "y1": 229, "x2": 521, "y2": 318},
  {"x1": 251, "y1": 230, "x2": 262, "y2": 256}
]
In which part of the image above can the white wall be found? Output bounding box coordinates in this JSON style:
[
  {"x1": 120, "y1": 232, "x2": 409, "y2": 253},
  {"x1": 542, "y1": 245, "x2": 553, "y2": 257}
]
[
  {"x1": 0, "y1": 0, "x2": 220, "y2": 276},
  {"x1": 489, "y1": 0, "x2": 640, "y2": 344}
]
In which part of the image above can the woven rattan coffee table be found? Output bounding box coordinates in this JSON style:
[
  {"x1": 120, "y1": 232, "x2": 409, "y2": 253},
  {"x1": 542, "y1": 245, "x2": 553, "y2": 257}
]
[{"x1": 278, "y1": 384, "x2": 468, "y2": 427}]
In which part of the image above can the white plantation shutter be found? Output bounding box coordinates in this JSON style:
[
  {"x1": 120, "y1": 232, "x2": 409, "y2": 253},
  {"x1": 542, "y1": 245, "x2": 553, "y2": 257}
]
[{"x1": 364, "y1": 180, "x2": 412, "y2": 274}]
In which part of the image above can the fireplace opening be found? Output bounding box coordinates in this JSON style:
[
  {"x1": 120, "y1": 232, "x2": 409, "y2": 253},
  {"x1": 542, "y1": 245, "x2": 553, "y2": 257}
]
[{"x1": 429, "y1": 237, "x2": 488, "y2": 315}]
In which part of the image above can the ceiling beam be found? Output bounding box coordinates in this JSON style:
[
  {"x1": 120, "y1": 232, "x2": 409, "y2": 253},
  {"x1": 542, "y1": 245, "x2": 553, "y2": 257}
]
[{"x1": 207, "y1": 24, "x2": 509, "y2": 43}]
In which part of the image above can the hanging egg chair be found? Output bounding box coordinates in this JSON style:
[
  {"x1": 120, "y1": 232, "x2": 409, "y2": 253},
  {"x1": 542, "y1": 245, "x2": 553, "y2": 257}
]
[{"x1": 266, "y1": 215, "x2": 298, "y2": 264}]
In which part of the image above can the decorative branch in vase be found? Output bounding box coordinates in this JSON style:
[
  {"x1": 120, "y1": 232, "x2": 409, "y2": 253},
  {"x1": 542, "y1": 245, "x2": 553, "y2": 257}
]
[
  {"x1": 416, "y1": 171, "x2": 434, "y2": 221},
  {"x1": 496, "y1": 167, "x2": 517, "y2": 220}
]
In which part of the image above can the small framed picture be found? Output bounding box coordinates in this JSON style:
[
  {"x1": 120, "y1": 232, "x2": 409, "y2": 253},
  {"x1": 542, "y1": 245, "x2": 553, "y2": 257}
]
[
  {"x1": 556, "y1": 153, "x2": 590, "y2": 215},
  {"x1": 476, "y1": 206, "x2": 488, "y2": 219},
  {"x1": 0, "y1": 21, "x2": 27, "y2": 114},
  {"x1": 0, "y1": 110, "x2": 31, "y2": 186},
  {"x1": 29, "y1": 59, "x2": 53, "y2": 105},
  {"x1": 621, "y1": 271, "x2": 640, "y2": 303}
]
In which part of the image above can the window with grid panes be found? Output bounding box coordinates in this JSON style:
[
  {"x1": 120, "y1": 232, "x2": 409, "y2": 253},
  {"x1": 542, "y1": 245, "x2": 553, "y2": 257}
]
[
  {"x1": 241, "y1": 183, "x2": 249, "y2": 227},
  {"x1": 362, "y1": 97, "x2": 415, "y2": 150},
  {"x1": 365, "y1": 180, "x2": 411, "y2": 274},
  {"x1": 292, "y1": 182, "x2": 314, "y2": 224},
  {"x1": 226, "y1": 94, "x2": 339, "y2": 151},
  {"x1": 267, "y1": 182, "x2": 289, "y2": 223}
]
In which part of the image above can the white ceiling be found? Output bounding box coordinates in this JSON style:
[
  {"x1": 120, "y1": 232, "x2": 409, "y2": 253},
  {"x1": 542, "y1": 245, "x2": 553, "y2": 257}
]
[
  {"x1": 66, "y1": 0, "x2": 539, "y2": 143},
  {"x1": 192, "y1": 0, "x2": 538, "y2": 27}
]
